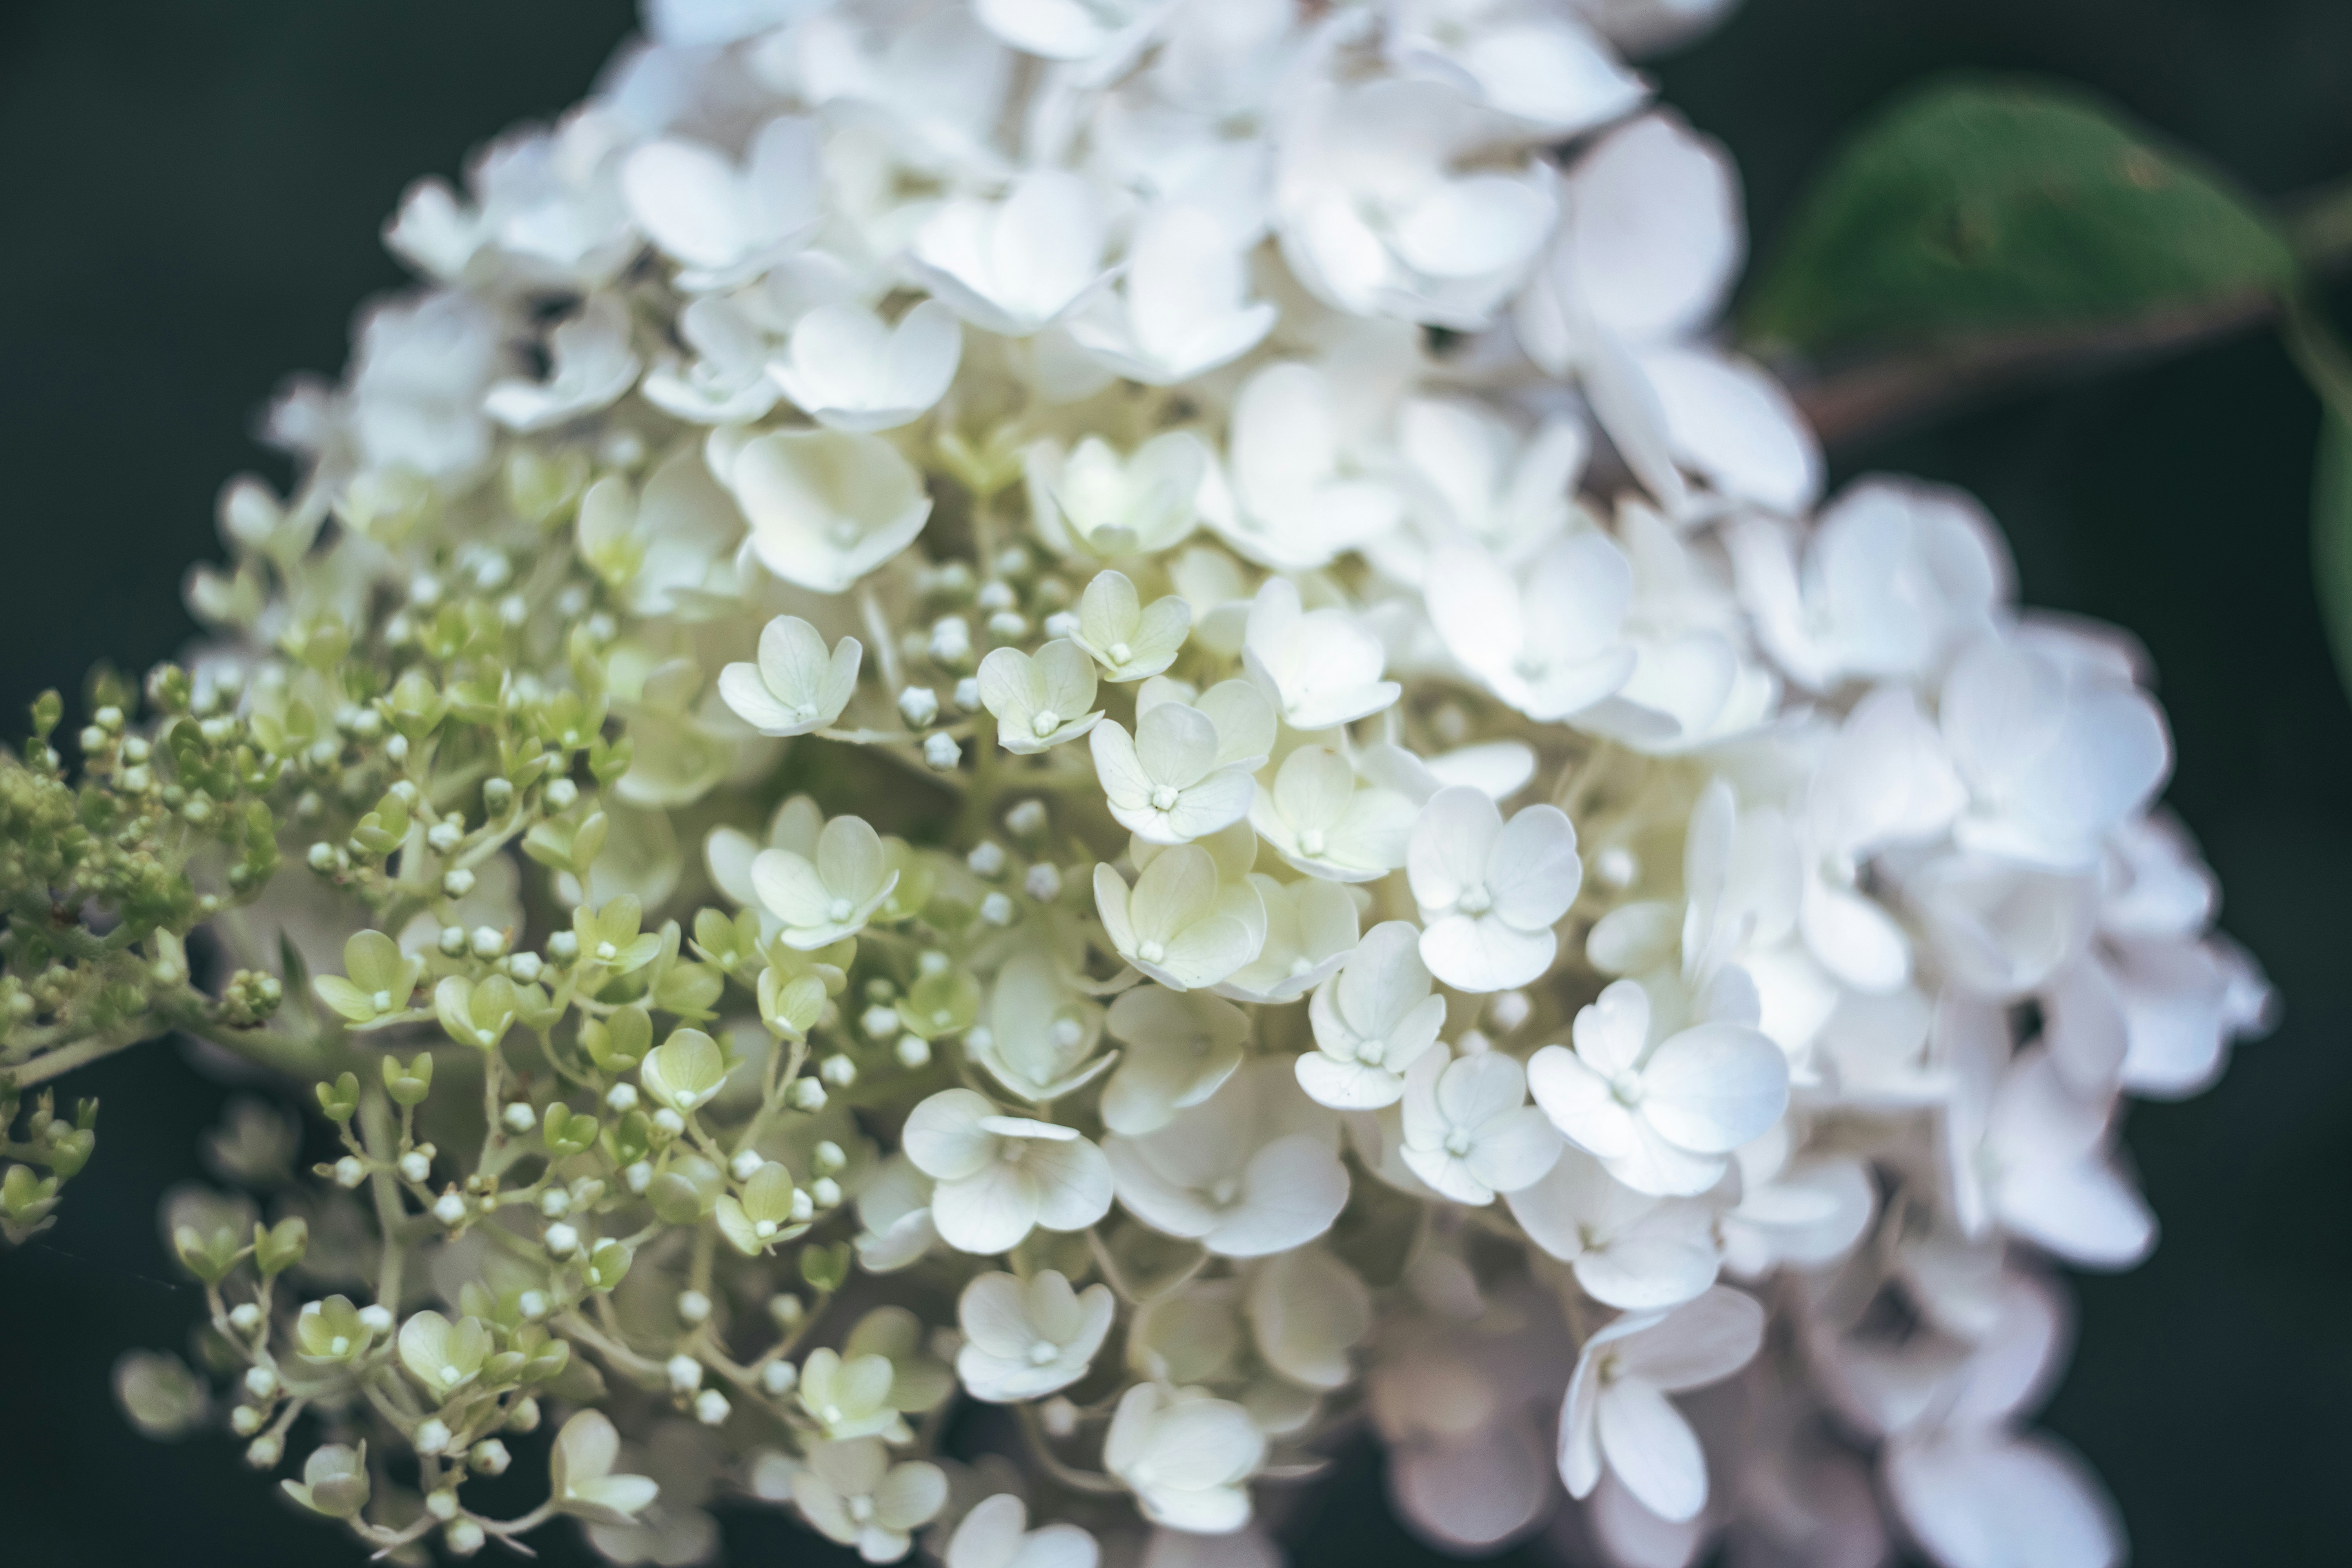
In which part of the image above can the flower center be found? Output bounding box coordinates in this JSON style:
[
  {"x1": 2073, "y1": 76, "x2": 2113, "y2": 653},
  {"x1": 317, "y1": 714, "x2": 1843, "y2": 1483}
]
[
  {"x1": 1209, "y1": 1176, "x2": 1241, "y2": 1207},
  {"x1": 1149, "y1": 785, "x2": 1180, "y2": 811},
  {"x1": 998, "y1": 1138, "x2": 1029, "y2": 1163},
  {"x1": 1356, "y1": 1037, "x2": 1386, "y2": 1066},
  {"x1": 1028, "y1": 1339, "x2": 1062, "y2": 1367},
  {"x1": 441, "y1": 1363, "x2": 462, "y2": 1384},
  {"x1": 1109, "y1": 641, "x2": 1132, "y2": 664},
  {"x1": 1031, "y1": 710, "x2": 1061, "y2": 737},
  {"x1": 1443, "y1": 1128, "x2": 1475, "y2": 1158},
  {"x1": 828, "y1": 897, "x2": 854, "y2": 923},
  {"x1": 329, "y1": 1335, "x2": 350, "y2": 1356},
  {"x1": 1456, "y1": 884, "x2": 1493, "y2": 915},
  {"x1": 595, "y1": 941, "x2": 618, "y2": 962},
  {"x1": 371, "y1": 989, "x2": 393, "y2": 1013},
  {"x1": 1289, "y1": 955, "x2": 1314, "y2": 976},
  {"x1": 1138, "y1": 938, "x2": 1167, "y2": 963},
  {"x1": 1052, "y1": 1017, "x2": 1084, "y2": 1049},
  {"x1": 794, "y1": 701, "x2": 821, "y2": 723},
  {"x1": 827, "y1": 521, "x2": 862, "y2": 549},
  {"x1": 1298, "y1": 828, "x2": 1327, "y2": 856},
  {"x1": 1610, "y1": 1071, "x2": 1645, "y2": 1106},
  {"x1": 848, "y1": 1495, "x2": 875, "y2": 1524},
  {"x1": 755, "y1": 1219, "x2": 777, "y2": 1238}
]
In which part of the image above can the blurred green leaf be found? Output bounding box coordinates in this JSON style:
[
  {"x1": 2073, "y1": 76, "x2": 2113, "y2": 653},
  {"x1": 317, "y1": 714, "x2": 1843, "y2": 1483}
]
[{"x1": 1745, "y1": 76, "x2": 2295, "y2": 357}]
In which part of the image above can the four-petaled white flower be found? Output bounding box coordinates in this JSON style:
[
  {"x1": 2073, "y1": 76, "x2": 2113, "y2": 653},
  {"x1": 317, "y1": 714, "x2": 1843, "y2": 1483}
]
[
  {"x1": 1407, "y1": 787, "x2": 1583, "y2": 991},
  {"x1": 967, "y1": 948, "x2": 1113, "y2": 1104},
  {"x1": 955, "y1": 1269, "x2": 1116, "y2": 1403},
  {"x1": 1105, "y1": 1060, "x2": 1349, "y2": 1257},
  {"x1": 902, "y1": 1089, "x2": 1114, "y2": 1255},
  {"x1": 791, "y1": 1437, "x2": 947, "y2": 1564},
  {"x1": 1241, "y1": 577, "x2": 1400, "y2": 730},
  {"x1": 550, "y1": 1409, "x2": 661, "y2": 1525},
  {"x1": 1094, "y1": 844, "x2": 1267, "y2": 991},
  {"x1": 1528, "y1": 978, "x2": 1790, "y2": 1197},
  {"x1": 1071, "y1": 569, "x2": 1192, "y2": 682},
  {"x1": 752, "y1": 813, "x2": 900, "y2": 949},
  {"x1": 1216, "y1": 874, "x2": 1359, "y2": 1005},
  {"x1": 909, "y1": 171, "x2": 1111, "y2": 337},
  {"x1": 623, "y1": 116, "x2": 823, "y2": 290},
  {"x1": 1105, "y1": 1383, "x2": 1267, "y2": 1534},
  {"x1": 1506, "y1": 1146, "x2": 1722, "y2": 1310},
  {"x1": 1099, "y1": 984, "x2": 1250, "y2": 1135},
  {"x1": 1251, "y1": 745, "x2": 1418, "y2": 884},
  {"x1": 944, "y1": 1493, "x2": 1100, "y2": 1568},
  {"x1": 768, "y1": 300, "x2": 962, "y2": 432},
  {"x1": 1559, "y1": 1286, "x2": 1766, "y2": 1523},
  {"x1": 1092, "y1": 702, "x2": 1256, "y2": 846},
  {"x1": 1066, "y1": 203, "x2": 1276, "y2": 385},
  {"x1": 1299, "y1": 921, "x2": 1448, "y2": 1110},
  {"x1": 712, "y1": 426, "x2": 933, "y2": 594},
  {"x1": 1425, "y1": 534, "x2": 1637, "y2": 721},
  {"x1": 1399, "y1": 1049, "x2": 1564, "y2": 1206},
  {"x1": 719, "y1": 614, "x2": 863, "y2": 737},
  {"x1": 1027, "y1": 435, "x2": 1207, "y2": 559},
  {"x1": 978, "y1": 640, "x2": 1105, "y2": 754}
]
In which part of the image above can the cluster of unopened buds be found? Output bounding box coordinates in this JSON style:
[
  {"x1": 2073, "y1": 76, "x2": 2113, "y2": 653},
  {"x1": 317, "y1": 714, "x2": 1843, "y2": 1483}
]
[{"x1": 10, "y1": 2, "x2": 2272, "y2": 1566}]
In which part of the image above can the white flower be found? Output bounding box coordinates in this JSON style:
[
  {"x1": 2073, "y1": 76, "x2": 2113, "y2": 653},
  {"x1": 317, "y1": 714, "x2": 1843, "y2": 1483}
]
[
  {"x1": 901, "y1": 1089, "x2": 1113, "y2": 1255},
  {"x1": 1407, "y1": 787, "x2": 1582, "y2": 991},
  {"x1": 719, "y1": 614, "x2": 862, "y2": 737},
  {"x1": 1398, "y1": 1049, "x2": 1563, "y2": 1205},
  {"x1": 1244, "y1": 1247, "x2": 1372, "y2": 1391},
  {"x1": 751, "y1": 812, "x2": 899, "y2": 949},
  {"x1": 955, "y1": 1269, "x2": 1116, "y2": 1403},
  {"x1": 1276, "y1": 78, "x2": 1557, "y2": 329},
  {"x1": 1099, "y1": 984, "x2": 1249, "y2": 1135},
  {"x1": 711, "y1": 426, "x2": 933, "y2": 594},
  {"x1": 1066, "y1": 203, "x2": 1277, "y2": 385},
  {"x1": 572, "y1": 453, "x2": 745, "y2": 619},
  {"x1": 1091, "y1": 703, "x2": 1255, "y2": 846},
  {"x1": 978, "y1": 640, "x2": 1105, "y2": 753},
  {"x1": 1299, "y1": 921, "x2": 1447, "y2": 1110},
  {"x1": 1559, "y1": 1285, "x2": 1765, "y2": 1523},
  {"x1": 768, "y1": 300, "x2": 961, "y2": 432},
  {"x1": 1105, "y1": 1060, "x2": 1348, "y2": 1257},
  {"x1": 1425, "y1": 534, "x2": 1636, "y2": 722},
  {"x1": 706, "y1": 794, "x2": 820, "y2": 916},
  {"x1": 550, "y1": 1409, "x2": 660, "y2": 1525},
  {"x1": 622, "y1": 116, "x2": 823, "y2": 290},
  {"x1": 968, "y1": 949, "x2": 1112, "y2": 1103},
  {"x1": 975, "y1": 0, "x2": 1165, "y2": 62},
  {"x1": 1388, "y1": 0, "x2": 1646, "y2": 135},
  {"x1": 908, "y1": 171, "x2": 1112, "y2": 337},
  {"x1": 1517, "y1": 114, "x2": 1819, "y2": 517},
  {"x1": 1506, "y1": 1146, "x2": 1721, "y2": 1309},
  {"x1": 1215, "y1": 875, "x2": 1358, "y2": 1005},
  {"x1": 1374, "y1": 398, "x2": 1586, "y2": 577},
  {"x1": 853, "y1": 1154, "x2": 940, "y2": 1273},
  {"x1": 1249, "y1": 746, "x2": 1418, "y2": 884},
  {"x1": 1105, "y1": 1383, "x2": 1267, "y2": 1534},
  {"x1": 1094, "y1": 844, "x2": 1267, "y2": 991},
  {"x1": 945, "y1": 1493, "x2": 1100, "y2": 1568},
  {"x1": 1027, "y1": 434, "x2": 1207, "y2": 560},
  {"x1": 1940, "y1": 630, "x2": 2170, "y2": 871},
  {"x1": 1241, "y1": 578, "x2": 1399, "y2": 730},
  {"x1": 1528, "y1": 977, "x2": 1789, "y2": 1196},
  {"x1": 483, "y1": 293, "x2": 639, "y2": 430},
  {"x1": 791, "y1": 1437, "x2": 947, "y2": 1563},
  {"x1": 1219, "y1": 362, "x2": 1402, "y2": 570},
  {"x1": 641, "y1": 293, "x2": 782, "y2": 424}
]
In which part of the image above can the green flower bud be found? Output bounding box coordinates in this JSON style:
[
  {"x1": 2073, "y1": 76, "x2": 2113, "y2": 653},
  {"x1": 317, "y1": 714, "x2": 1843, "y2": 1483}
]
[
  {"x1": 585, "y1": 1239, "x2": 632, "y2": 1293},
  {"x1": 580, "y1": 1005, "x2": 651, "y2": 1073},
  {"x1": 434, "y1": 974, "x2": 519, "y2": 1052},
  {"x1": 542, "y1": 1103, "x2": 597, "y2": 1158},
  {"x1": 311, "y1": 931, "x2": 423, "y2": 1027},
  {"x1": 799, "y1": 1240, "x2": 853, "y2": 1294},
  {"x1": 648, "y1": 1155, "x2": 723, "y2": 1225},
  {"x1": 383, "y1": 1053, "x2": 434, "y2": 1107},
  {"x1": 315, "y1": 1072, "x2": 361, "y2": 1122},
  {"x1": 254, "y1": 1216, "x2": 309, "y2": 1278}
]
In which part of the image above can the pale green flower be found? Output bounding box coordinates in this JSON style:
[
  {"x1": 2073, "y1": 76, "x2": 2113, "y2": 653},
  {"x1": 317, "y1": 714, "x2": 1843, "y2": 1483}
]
[{"x1": 976, "y1": 640, "x2": 1102, "y2": 754}]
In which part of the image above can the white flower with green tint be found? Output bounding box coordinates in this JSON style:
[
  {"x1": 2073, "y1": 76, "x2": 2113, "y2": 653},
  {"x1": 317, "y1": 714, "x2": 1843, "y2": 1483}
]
[
  {"x1": 310, "y1": 930, "x2": 422, "y2": 1027},
  {"x1": 719, "y1": 613, "x2": 863, "y2": 737},
  {"x1": 976, "y1": 639, "x2": 1103, "y2": 754},
  {"x1": 639, "y1": 1028, "x2": 730, "y2": 1116},
  {"x1": 1070, "y1": 569, "x2": 1191, "y2": 682},
  {"x1": 751, "y1": 813, "x2": 899, "y2": 949}
]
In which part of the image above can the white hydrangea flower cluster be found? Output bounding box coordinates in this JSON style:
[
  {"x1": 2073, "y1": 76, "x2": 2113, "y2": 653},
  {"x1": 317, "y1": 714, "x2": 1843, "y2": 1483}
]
[{"x1": 122, "y1": 1, "x2": 2274, "y2": 1565}]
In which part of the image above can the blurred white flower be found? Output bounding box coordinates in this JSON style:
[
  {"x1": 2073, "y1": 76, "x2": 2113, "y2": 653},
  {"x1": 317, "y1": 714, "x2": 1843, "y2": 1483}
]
[{"x1": 902, "y1": 1089, "x2": 1114, "y2": 1255}]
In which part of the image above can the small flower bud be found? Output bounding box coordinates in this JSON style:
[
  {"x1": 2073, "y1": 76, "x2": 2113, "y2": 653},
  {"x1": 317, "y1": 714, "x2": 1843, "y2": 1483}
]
[
  {"x1": 229, "y1": 1303, "x2": 263, "y2": 1334},
  {"x1": 979, "y1": 889, "x2": 1018, "y2": 926},
  {"x1": 501, "y1": 1102, "x2": 537, "y2": 1134},
  {"x1": 651, "y1": 1108, "x2": 686, "y2": 1137},
  {"x1": 518, "y1": 1290, "x2": 549, "y2": 1321},
  {"x1": 730, "y1": 1150, "x2": 764, "y2": 1183},
  {"x1": 666, "y1": 1354, "x2": 704, "y2": 1396},
  {"x1": 483, "y1": 778, "x2": 515, "y2": 813},
  {"x1": 897, "y1": 686, "x2": 940, "y2": 727},
  {"x1": 230, "y1": 1403, "x2": 265, "y2": 1436},
  {"x1": 543, "y1": 1223, "x2": 579, "y2": 1258},
  {"x1": 396, "y1": 1151, "x2": 430, "y2": 1185},
  {"x1": 506, "y1": 1396, "x2": 541, "y2": 1433},
  {"x1": 547, "y1": 930, "x2": 580, "y2": 964},
  {"x1": 768, "y1": 1293, "x2": 805, "y2": 1330},
  {"x1": 358, "y1": 1305, "x2": 395, "y2": 1335},
  {"x1": 414, "y1": 1418, "x2": 452, "y2": 1456},
  {"x1": 441, "y1": 868, "x2": 477, "y2": 899},
  {"x1": 469, "y1": 1439, "x2": 511, "y2": 1477},
  {"x1": 967, "y1": 839, "x2": 1007, "y2": 877},
  {"x1": 819, "y1": 1054, "x2": 857, "y2": 1088},
  {"x1": 545, "y1": 778, "x2": 579, "y2": 811},
  {"x1": 694, "y1": 1388, "x2": 731, "y2": 1426},
  {"x1": 895, "y1": 1036, "x2": 932, "y2": 1069},
  {"x1": 986, "y1": 610, "x2": 1028, "y2": 642},
  {"x1": 677, "y1": 1290, "x2": 711, "y2": 1326},
  {"x1": 605, "y1": 1083, "x2": 639, "y2": 1113},
  {"x1": 245, "y1": 1434, "x2": 283, "y2": 1469},
  {"x1": 859, "y1": 1004, "x2": 900, "y2": 1042},
  {"x1": 539, "y1": 1187, "x2": 570, "y2": 1218},
  {"x1": 811, "y1": 1176, "x2": 842, "y2": 1209},
  {"x1": 789, "y1": 1189, "x2": 815, "y2": 1222},
  {"x1": 1040, "y1": 1396, "x2": 1080, "y2": 1438},
  {"x1": 445, "y1": 1519, "x2": 485, "y2": 1558},
  {"x1": 433, "y1": 1191, "x2": 469, "y2": 1227},
  {"x1": 1041, "y1": 609, "x2": 1081, "y2": 640},
  {"x1": 469, "y1": 926, "x2": 507, "y2": 959},
  {"x1": 243, "y1": 1366, "x2": 278, "y2": 1400},
  {"x1": 788, "y1": 1078, "x2": 828, "y2": 1111},
  {"x1": 505, "y1": 951, "x2": 543, "y2": 984},
  {"x1": 306, "y1": 842, "x2": 336, "y2": 873},
  {"x1": 624, "y1": 1160, "x2": 654, "y2": 1193},
  {"x1": 426, "y1": 820, "x2": 463, "y2": 853},
  {"x1": 439, "y1": 925, "x2": 468, "y2": 956},
  {"x1": 923, "y1": 731, "x2": 961, "y2": 770},
  {"x1": 812, "y1": 1140, "x2": 847, "y2": 1176},
  {"x1": 1488, "y1": 990, "x2": 1533, "y2": 1032},
  {"x1": 335, "y1": 1156, "x2": 368, "y2": 1192},
  {"x1": 760, "y1": 1359, "x2": 798, "y2": 1396}
]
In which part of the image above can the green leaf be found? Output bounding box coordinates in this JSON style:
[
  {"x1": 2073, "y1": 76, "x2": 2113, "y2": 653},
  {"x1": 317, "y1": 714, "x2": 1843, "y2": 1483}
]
[{"x1": 1744, "y1": 75, "x2": 2295, "y2": 358}]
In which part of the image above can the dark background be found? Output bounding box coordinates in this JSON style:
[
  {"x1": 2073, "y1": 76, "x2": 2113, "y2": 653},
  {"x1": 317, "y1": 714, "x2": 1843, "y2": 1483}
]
[{"x1": 3, "y1": 2, "x2": 2350, "y2": 1563}]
